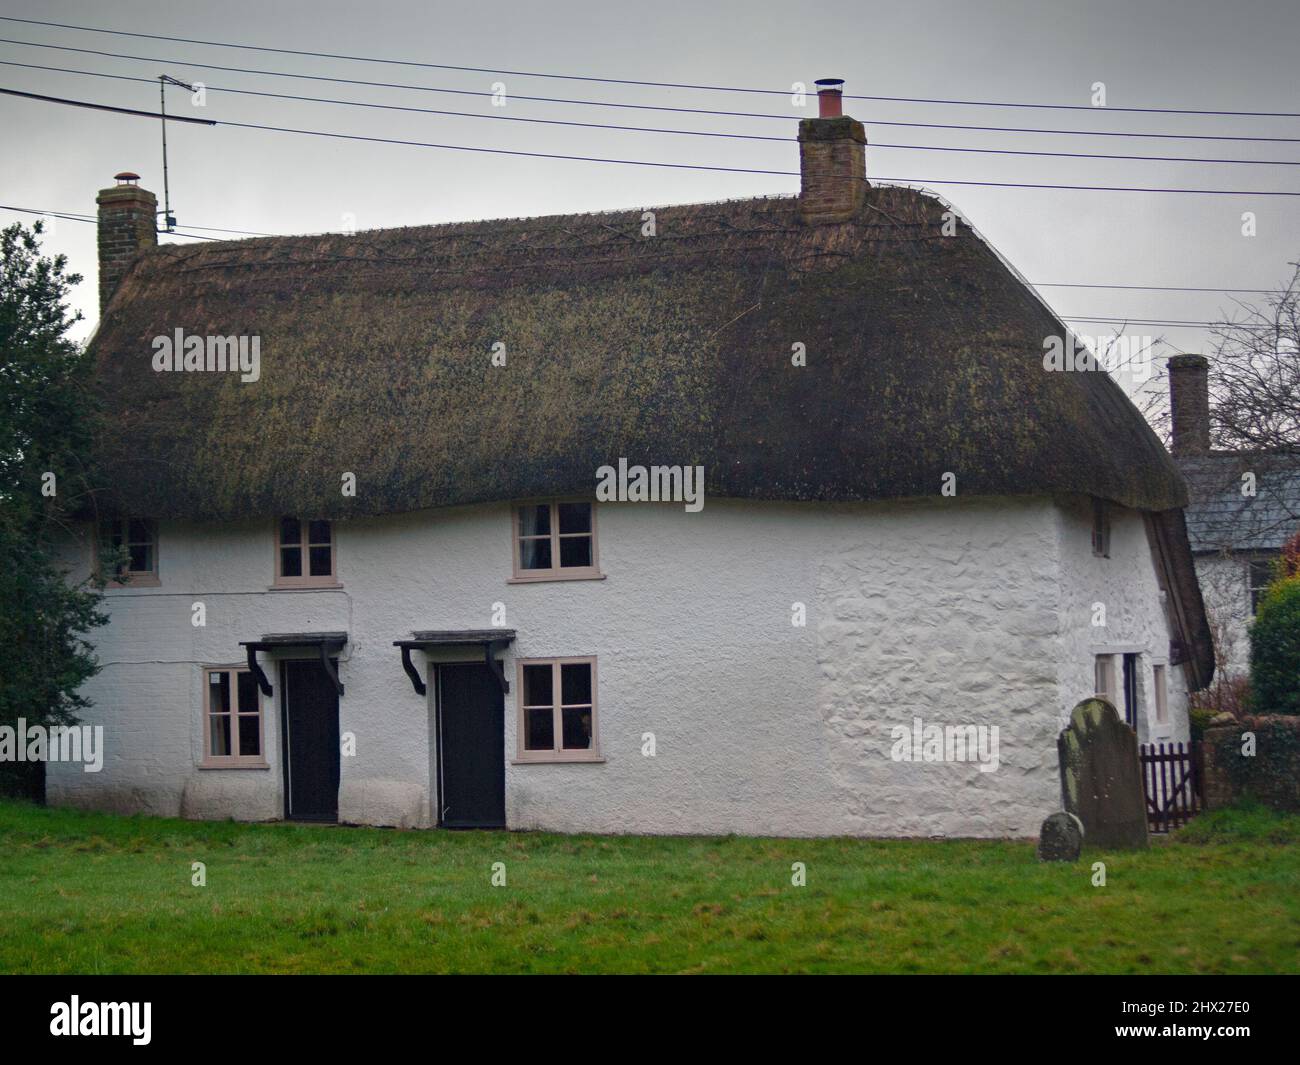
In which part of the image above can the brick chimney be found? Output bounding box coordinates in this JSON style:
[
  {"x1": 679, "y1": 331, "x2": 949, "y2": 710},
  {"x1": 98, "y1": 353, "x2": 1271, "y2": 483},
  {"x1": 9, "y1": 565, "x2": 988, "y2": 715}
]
[
  {"x1": 798, "y1": 78, "x2": 869, "y2": 225},
  {"x1": 96, "y1": 172, "x2": 157, "y2": 313},
  {"x1": 1168, "y1": 353, "x2": 1211, "y2": 455}
]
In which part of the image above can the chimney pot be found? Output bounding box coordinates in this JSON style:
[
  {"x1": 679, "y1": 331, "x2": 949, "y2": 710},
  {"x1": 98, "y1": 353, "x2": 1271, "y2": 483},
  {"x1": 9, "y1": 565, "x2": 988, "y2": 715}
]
[
  {"x1": 798, "y1": 78, "x2": 868, "y2": 225},
  {"x1": 814, "y1": 78, "x2": 845, "y2": 118},
  {"x1": 1168, "y1": 353, "x2": 1211, "y2": 455}
]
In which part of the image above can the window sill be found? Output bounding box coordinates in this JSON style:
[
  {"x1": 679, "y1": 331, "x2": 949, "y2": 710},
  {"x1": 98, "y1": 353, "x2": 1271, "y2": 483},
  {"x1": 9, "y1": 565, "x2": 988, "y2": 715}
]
[
  {"x1": 512, "y1": 753, "x2": 605, "y2": 765},
  {"x1": 198, "y1": 761, "x2": 269, "y2": 770},
  {"x1": 106, "y1": 575, "x2": 161, "y2": 589},
  {"x1": 508, "y1": 571, "x2": 605, "y2": 585},
  {"x1": 269, "y1": 580, "x2": 343, "y2": 591}
]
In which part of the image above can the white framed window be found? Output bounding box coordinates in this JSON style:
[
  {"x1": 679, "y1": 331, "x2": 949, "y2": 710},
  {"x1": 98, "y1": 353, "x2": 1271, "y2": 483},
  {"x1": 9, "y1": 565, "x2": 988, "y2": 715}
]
[
  {"x1": 202, "y1": 666, "x2": 267, "y2": 767},
  {"x1": 1248, "y1": 557, "x2": 1276, "y2": 615},
  {"x1": 1153, "y1": 663, "x2": 1168, "y2": 725},
  {"x1": 1091, "y1": 498, "x2": 1111, "y2": 558},
  {"x1": 510, "y1": 501, "x2": 601, "y2": 582},
  {"x1": 98, "y1": 518, "x2": 159, "y2": 586},
  {"x1": 514, "y1": 657, "x2": 602, "y2": 763},
  {"x1": 1094, "y1": 654, "x2": 1117, "y2": 702},
  {"x1": 275, "y1": 517, "x2": 339, "y2": 588}
]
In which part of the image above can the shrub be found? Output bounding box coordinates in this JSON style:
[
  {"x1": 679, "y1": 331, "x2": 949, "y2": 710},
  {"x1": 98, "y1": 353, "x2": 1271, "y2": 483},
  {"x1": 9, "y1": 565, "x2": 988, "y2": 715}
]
[
  {"x1": 1250, "y1": 576, "x2": 1300, "y2": 715},
  {"x1": 1279, "y1": 529, "x2": 1300, "y2": 581}
]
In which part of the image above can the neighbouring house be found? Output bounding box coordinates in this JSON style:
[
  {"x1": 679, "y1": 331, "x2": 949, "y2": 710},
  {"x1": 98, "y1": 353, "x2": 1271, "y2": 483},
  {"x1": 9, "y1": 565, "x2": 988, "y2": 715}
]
[
  {"x1": 1167, "y1": 354, "x2": 1300, "y2": 678},
  {"x1": 50, "y1": 80, "x2": 1213, "y2": 837}
]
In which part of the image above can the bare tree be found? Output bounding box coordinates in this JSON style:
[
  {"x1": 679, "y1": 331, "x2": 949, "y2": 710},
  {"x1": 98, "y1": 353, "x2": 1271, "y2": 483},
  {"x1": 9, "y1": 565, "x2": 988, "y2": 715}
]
[
  {"x1": 1209, "y1": 261, "x2": 1300, "y2": 455},
  {"x1": 1134, "y1": 261, "x2": 1300, "y2": 457}
]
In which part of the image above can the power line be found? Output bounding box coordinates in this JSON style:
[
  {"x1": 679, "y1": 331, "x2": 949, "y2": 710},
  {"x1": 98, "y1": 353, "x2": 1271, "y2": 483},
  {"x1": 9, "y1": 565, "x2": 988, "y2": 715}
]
[
  {"x1": 1, "y1": 204, "x2": 1285, "y2": 323},
  {"x1": 4, "y1": 38, "x2": 1298, "y2": 145},
  {"x1": 220, "y1": 115, "x2": 1300, "y2": 193},
  {"x1": 0, "y1": 206, "x2": 1287, "y2": 296},
  {"x1": 5, "y1": 59, "x2": 1298, "y2": 167},
  {"x1": 0, "y1": 207, "x2": 1286, "y2": 296},
  {"x1": 0, "y1": 36, "x2": 814, "y2": 118},
  {"x1": 6, "y1": 84, "x2": 1300, "y2": 194},
  {"x1": 0, "y1": 203, "x2": 262, "y2": 237},
  {"x1": 0, "y1": 85, "x2": 214, "y2": 122},
  {"x1": 1037, "y1": 282, "x2": 1282, "y2": 293},
  {"x1": 4, "y1": 14, "x2": 1299, "y2": 117},
  {"x1": 1062, "y1": 316, "x2": 1274, "y2": 328}
]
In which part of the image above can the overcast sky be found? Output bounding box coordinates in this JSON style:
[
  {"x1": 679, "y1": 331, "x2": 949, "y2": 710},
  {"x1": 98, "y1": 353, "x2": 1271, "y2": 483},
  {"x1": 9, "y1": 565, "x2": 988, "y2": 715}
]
[{"x1": 2, "y1": 0, "x2": 1297, "y2": 407}]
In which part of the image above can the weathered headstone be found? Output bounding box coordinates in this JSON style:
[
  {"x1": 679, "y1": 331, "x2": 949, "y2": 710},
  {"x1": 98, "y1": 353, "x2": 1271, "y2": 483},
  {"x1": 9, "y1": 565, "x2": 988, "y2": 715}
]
[
  {"x1": 1037, "y1": 811, "x2": 1084, "y2": 861},
  {"x1": 1057, "y1": 697, "x2": 1148, "y2": 849}
]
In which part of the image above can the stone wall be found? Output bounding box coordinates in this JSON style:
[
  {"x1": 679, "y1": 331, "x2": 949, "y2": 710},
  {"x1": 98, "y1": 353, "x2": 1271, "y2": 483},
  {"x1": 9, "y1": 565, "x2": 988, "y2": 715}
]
[{"x1": 1202, "y1": 714, "x2": 1300, "y2": 811}]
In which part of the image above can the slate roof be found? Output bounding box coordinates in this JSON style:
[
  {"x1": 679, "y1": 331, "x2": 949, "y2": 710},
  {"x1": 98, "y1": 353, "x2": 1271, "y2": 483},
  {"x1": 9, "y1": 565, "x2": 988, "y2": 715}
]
[{"x1": 1176, "y1": 452, "x2": 1300, "y2": 553}]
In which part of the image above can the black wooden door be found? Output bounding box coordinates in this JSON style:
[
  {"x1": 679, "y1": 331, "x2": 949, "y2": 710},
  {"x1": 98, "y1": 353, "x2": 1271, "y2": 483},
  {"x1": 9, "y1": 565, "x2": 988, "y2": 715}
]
[
  {"x1": 281, "y1": 659, "x2": 340, "y2": 822},
  {"x1": 437, "y1": 663, "x2": 505, "y2": 828},
  {"x1": 1122, "y1": 653, "x2": 1138, "y2": 729}
]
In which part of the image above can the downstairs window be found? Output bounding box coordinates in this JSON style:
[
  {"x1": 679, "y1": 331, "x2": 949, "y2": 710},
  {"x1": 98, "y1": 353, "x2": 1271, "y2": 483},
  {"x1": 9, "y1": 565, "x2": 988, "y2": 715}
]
[
  {"x1": 515, "y1": 657, "x2": 601, "y2": 762},
  {"x1": 203, "y1": 667, "x2": 266, "y2": 767}
]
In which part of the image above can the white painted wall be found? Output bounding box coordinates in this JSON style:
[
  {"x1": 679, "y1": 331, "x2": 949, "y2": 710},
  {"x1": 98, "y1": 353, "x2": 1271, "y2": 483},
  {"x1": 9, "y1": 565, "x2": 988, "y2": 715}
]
[
  {"x1": 1054, "y1": 497, "x2": 1191, "y2": 747},
  {"x1": 1193, "y1": 554, "x2": 1254, "y2": 678},
  {"x1": 49, "y1": 493, "x2": 1189, "y2": 837}
]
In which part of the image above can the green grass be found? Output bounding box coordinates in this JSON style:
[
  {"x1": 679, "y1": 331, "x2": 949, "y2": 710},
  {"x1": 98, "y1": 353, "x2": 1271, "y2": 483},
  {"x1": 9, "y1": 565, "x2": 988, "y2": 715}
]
[{"x1": 1, "y1": 799, "x2": 1297, "y2": 974}]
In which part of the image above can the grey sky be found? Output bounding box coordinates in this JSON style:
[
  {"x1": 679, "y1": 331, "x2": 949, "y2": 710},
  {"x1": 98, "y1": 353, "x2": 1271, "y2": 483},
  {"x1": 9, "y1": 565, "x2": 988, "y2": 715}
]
[{"x1": 2, "y1": 0, "x2": 1297, "y2": 403}]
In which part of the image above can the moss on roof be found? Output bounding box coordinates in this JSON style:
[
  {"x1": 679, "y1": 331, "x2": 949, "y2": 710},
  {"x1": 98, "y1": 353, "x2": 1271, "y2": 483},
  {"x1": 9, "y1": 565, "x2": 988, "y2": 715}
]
[{"x1": 88, "y1": 186, "x2": 1188, "y2": 522}]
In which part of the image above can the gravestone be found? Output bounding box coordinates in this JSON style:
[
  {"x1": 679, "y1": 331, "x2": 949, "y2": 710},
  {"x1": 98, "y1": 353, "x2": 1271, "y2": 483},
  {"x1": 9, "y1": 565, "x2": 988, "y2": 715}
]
[
  {"x1": 1037, "y1": 811, "x2": 1084, "y2": 861},
  {"x1": 1057, "y1": 697, "x2": 1148, "y2": 849}
]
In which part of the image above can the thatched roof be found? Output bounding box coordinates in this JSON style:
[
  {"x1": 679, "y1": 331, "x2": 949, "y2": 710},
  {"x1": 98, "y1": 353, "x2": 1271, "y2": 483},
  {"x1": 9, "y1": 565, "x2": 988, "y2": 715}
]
[{"x1": 89, "y1": 186, "x2": 1190, "y2": 522}]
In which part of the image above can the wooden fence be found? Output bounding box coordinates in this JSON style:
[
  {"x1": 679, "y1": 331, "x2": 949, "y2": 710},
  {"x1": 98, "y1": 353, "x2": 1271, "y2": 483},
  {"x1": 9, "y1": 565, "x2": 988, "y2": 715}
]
[{"x1": 1139, "y1": 741, "x2": 1202, "y2": 834}]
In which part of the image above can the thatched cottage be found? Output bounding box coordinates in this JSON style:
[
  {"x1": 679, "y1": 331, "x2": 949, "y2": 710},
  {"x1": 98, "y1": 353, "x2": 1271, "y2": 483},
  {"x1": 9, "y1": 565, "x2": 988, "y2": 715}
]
[{"x1": 52, "y1": 81, "x2": 1212, "y2": 836}]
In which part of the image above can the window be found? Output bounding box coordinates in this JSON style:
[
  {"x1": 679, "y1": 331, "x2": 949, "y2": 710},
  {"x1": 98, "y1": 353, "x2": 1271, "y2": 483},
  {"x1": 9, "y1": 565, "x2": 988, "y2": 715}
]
[
  {"x1": 515, "y1": 657, "x2": 601, "y2": 762},
  {"x1": 1248, "y1": 557, "x2": 1276, "y2": 615},
  {"x1": 1091, "y1": 498, "x2": 1110, "y2": 558},
  {"x1": 98, "y1": 518, "x2": 159, "y2": 585},
  {"x1": 1094, "y1": 654, "x2": 1117, "y2": 703},
  {"x1": 275, "y1": 517, "x2": 337, "y2": 587},
  {"x1": 511, "y1": 501, "x2": 601, "y2": 581},
  {"x1": 1153, "y1": 664, "x2": 1168, "y2": 725},
  {"x1": 203, "y1": 667, "x2": 266, "y2": 766}
]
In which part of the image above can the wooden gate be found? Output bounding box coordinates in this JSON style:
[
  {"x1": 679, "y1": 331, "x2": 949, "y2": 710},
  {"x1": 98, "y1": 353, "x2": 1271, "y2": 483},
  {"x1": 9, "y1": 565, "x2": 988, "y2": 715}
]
[{"x1": 1139, "y1": 741, "x2": 1202, "y2": 834}]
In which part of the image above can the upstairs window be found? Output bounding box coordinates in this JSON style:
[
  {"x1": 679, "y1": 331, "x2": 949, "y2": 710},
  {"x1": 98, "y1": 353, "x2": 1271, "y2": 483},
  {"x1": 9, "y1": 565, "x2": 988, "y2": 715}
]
[
  {"x1": 275, "y1": 517, "x2": 337, "y2": 587},
  {"x1": 203, "y1": 666, "x2": 266, "y2": 767},
  {"x1": 1091, "y1": 498, "x2": 1111, "y2": 558},
  {"x1": 99, "y1": 518, "x2": 159, "y2": 586},
  {"x1": 512, "y1": 502, "x2": 600, "y2": 581},
  {"x1": 1248, "y1": 557, "x2": 1276, "y2": 615}
]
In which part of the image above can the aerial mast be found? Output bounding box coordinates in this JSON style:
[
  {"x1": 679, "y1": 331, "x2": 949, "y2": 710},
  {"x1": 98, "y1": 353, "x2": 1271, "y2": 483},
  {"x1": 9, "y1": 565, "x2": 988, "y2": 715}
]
[{"x1": 157, "y1": 74, "x2": 196, "y2": 233}]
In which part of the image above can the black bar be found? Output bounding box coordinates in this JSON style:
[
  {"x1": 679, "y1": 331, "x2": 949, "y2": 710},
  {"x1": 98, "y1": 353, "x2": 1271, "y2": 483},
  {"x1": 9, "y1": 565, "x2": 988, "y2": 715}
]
[
  {"x1": 244, "y1": 643, "x2": 272, "y2": 696},
  {"x1": 398, "y1": 644, "x2": 426, "y2": 696}
]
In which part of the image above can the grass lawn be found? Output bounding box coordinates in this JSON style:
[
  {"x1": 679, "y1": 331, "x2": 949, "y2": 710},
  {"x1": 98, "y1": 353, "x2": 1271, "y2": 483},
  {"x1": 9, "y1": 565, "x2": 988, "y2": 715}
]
[{"x1": 1, "y1": 799, "x2": 1297, "y2": 974}]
